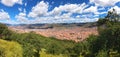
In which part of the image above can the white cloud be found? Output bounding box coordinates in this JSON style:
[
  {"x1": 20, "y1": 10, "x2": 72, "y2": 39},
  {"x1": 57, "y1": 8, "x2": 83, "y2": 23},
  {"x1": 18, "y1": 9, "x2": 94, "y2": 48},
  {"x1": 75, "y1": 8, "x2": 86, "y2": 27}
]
[
  {"x1": 60, "y1": 13, "x2": 72, "y2": 19},
  {"x1": 76, "y1": 15, "x2": 80, "y2": 18},
  {"x1": 15, "y1": 1, "x2": 100, "y2": 24},
  {"x1": 28, "y1": 17, "x2": 98, "y2": 24},
  {"x1": 15, "y1": 12, "x2": 28, "y2": 23},
  {"x1": 98, "y1": 12, "x2": 107, "y2": 15},
  {"x1": 0, "y1": 0, "x2": 22, "y2": 6},
  {"x1": 98, "y1": 7, "x2": 105, "y2": 10},
  {"x1": 1, "y1": 0, "x2": 120, "y2": 24},
  {"x1": 27, "y1": 1, "x2": 90, "y2": 24},
  {"x1": 71, "y1": 3, "x2": 88, "y2": 13},
  {"x1": 48, "y1": 3, "x2": 88, "y2": 16},
  {"x1": 83, "y1": 6, "x2": 98, "y2": 14},
  {"x1": 108, "y1": 6, "x2": 120, "y2": 14},
  {"x1": 48, "y1": 4, "x2": 79, "y2": 15},
  {"x1": 28, "y1": 1, "x2": 48, "y2": 18},
  {"x1": 24, "y1": 2, "x2": 27, "y2": 6},
  {"x1": 0, "y1": 20, "x2": 19, "y2": 24},
  {"x1": 18, "y1": 8, "x2": 22, "y2": 12},
  {"x1": 83, "y1": 5, "x2": 108, "y2": 15},
  {"x1": 90, "y1": 0, "x2": 120, "y2": 6},
  {"x1": 23, "y1": 9, "x2": 26, "y2": 13},
  {"x1": 0, "y1": 10, "x2": 10, "y2": 20}
]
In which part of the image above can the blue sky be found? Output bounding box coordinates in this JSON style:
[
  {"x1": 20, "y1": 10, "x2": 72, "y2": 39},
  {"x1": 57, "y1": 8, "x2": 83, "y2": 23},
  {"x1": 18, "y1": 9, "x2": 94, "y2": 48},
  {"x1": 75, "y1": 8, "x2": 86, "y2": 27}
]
[{"x1": 0, "y1": 0, "x2": 120, "y2": 24}]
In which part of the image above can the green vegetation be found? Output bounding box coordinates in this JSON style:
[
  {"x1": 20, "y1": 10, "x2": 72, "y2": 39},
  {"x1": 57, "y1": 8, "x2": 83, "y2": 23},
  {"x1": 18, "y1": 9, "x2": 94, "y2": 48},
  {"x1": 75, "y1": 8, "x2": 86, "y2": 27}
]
[
  {"x1": 40, "y1": 49, "x2": 67, "y2": 57},
  {"x1": 0, "y1": 39, "x2": 23, "y2": 57},
  {"x1": 0, "y1": 9, "x2": 120, "y2": 57}
]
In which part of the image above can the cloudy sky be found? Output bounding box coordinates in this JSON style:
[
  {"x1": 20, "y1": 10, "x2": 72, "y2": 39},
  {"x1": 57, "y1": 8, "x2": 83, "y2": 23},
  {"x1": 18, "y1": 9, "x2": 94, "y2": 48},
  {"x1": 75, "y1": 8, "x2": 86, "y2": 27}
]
[{"x1": 0, "y1": 0, "x2": 120, "y2": 24}]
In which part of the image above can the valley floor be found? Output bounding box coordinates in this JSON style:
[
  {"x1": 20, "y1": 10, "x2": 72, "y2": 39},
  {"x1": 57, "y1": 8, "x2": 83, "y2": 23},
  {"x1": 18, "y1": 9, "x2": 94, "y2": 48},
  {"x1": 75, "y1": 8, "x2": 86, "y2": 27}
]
[{"x1": 9, "y1": 26, "x2": 98, "y2": 42}]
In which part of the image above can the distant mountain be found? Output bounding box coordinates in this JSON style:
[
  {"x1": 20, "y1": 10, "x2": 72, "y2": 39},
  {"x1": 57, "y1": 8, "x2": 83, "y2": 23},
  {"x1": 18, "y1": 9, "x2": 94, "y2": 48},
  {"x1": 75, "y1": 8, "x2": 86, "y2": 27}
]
[{"x1": 6, "y1": 22, "x2": 97, "y2": 29}]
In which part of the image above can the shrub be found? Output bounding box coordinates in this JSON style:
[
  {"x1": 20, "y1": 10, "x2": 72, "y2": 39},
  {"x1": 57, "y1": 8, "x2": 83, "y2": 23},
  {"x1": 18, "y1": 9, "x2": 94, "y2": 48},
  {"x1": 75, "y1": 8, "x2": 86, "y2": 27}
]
[{"x1": 0, "y1": 39, "x2": 23, "y2": 57}]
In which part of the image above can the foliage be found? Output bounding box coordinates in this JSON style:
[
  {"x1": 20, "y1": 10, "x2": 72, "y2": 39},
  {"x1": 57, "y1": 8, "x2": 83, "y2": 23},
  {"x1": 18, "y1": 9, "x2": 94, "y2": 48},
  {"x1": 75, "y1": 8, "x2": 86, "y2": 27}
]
[
  {"x1": 40, "y1": 49, "x2": 67, "y2": 57},
  {"x1": 0, "y1": 23, "x2": 13, "y2": 40},
  {"x1": 94, "y1": 9, "x2": 120, "y2": 57},
  {"x1": 0, "y1": 39, "x2": 23, "y2": 57},
  {"x1": 105, "y1": 9, "x2": 120, "y2": 22},
  {"x1": 6, "y1": 31, "x2": 75, "y2": 57},
  {"x1": 96, "y1": 50, "x2": 108, "y2": 57}
]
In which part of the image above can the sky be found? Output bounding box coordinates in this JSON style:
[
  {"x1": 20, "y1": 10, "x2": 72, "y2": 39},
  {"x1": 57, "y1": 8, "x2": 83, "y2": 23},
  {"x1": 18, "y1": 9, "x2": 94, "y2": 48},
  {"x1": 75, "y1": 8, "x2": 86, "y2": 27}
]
[{"x1": 0, "y1": 0, "x2": 120, "y2": 24}]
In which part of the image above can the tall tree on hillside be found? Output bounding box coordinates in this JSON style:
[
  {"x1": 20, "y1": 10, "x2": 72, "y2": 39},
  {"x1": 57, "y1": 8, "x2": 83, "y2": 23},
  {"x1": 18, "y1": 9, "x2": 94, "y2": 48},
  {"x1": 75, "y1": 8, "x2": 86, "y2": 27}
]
[
  {"x1": 97, "y1": 9, "x2": 120, "y2": 31},
  {"x1": 105, "y1": 9, "x2": 120, "y2": 22}
]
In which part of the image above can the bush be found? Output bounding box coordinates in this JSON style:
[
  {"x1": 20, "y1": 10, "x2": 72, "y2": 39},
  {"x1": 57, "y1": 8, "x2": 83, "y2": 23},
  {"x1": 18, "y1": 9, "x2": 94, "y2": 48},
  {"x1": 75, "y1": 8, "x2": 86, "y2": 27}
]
[
  {"x1": 96, "y1": 50, "x2": 108, "y2": 57},
  {"x1": 0, "y1": 39, "x2": 23, "y2": 57},
  {"x1": 40, "y1": 49, "x2": 67, "y2": 57}
]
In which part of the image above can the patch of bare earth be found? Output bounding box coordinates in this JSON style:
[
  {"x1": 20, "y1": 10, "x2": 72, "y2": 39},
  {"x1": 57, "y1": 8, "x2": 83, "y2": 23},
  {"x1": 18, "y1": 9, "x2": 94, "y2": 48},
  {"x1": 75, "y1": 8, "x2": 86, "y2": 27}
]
[{"x1": 9, "y1": 26, "x2": 98, "y2": 42}]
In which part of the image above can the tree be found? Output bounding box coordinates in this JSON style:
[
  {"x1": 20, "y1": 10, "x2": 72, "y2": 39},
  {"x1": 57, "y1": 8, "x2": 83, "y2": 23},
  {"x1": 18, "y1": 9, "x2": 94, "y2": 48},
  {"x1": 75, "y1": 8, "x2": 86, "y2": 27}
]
[
  {"x1": 0, "y1": 23, "x2": 13, "y2": 40},
  {"x1": 93, "y1": 9, "x2": 120, "y2": 57},
  {"x1": 105, "y1": 9, "x2": 120, "y2": 22}
]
